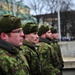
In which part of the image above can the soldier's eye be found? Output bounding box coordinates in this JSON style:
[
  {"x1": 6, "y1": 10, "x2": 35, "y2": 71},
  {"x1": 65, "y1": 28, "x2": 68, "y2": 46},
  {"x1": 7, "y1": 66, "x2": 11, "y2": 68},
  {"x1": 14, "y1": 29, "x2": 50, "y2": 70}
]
[{"x1": 11, "y1": 30, "x2": 23, "y2": 33}]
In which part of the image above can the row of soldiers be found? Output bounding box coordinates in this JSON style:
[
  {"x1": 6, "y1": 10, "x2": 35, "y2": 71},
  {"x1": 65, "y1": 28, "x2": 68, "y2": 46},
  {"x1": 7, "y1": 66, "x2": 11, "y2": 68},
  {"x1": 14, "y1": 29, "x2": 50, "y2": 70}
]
[{"x1": 0, "y1": 14, "x2": 64, "y2": 75}]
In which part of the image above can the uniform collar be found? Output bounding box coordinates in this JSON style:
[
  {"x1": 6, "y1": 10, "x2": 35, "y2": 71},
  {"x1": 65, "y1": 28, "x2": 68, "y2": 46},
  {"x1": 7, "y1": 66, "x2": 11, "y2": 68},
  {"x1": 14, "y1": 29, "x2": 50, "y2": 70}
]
[{"x1": 0, "y1": 39, "x2": 20, "y2": 54}]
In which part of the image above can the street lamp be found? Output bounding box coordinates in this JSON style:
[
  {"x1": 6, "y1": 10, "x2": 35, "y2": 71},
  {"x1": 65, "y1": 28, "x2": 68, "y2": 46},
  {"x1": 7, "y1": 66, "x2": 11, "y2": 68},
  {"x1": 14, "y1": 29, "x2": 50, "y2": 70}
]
[{"x1": 57, "y1": 0, "x2": 61, "y2": 41}]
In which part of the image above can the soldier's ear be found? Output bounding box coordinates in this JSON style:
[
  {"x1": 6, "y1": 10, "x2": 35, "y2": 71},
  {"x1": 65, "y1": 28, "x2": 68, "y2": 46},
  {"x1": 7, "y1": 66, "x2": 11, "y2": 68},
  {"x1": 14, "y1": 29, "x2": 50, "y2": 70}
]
[{"x1": 0, "y1": 32, "x2": 8, "y2": 40}]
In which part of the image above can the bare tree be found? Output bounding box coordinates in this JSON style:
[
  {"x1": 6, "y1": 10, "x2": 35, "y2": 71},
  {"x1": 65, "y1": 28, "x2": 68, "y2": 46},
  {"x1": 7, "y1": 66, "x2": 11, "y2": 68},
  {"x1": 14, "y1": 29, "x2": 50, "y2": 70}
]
[
  {"x1": 59, "y1": 0, "x2": 74, "y2": 11},
  {"x1": 23, "y1": 0, "x2": 46, "y2": 15},
  {"x1": 24, "y1": 0, "x2": 73, "y2": 15},
  {"x1": 59, "y1": 0, "x2": 74, "y2": 37}
]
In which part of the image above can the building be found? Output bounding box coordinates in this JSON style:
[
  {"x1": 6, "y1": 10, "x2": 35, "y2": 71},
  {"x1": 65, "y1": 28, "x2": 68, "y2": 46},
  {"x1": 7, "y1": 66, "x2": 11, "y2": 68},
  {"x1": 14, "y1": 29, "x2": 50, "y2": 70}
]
[
  {"x1": 34, "y1": 11, "x2": 75, "y2": 39},
  {"x1": 34, "y1": 13, "x2": 58, "y2": 28},
  {"x1": 0, "y1": 0, "x2": 37, "y2": 24}
]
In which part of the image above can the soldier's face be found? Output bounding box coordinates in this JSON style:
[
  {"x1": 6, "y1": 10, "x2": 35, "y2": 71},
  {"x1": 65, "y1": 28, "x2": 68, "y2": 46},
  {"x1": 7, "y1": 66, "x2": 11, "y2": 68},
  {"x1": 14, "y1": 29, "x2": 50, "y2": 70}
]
[
  {"x1": 6, "y1": 28, "x2": 24, "y2": 47},
  {"x1": 52, "y1": 33, "x2": 59, "y2": 40},
  {"x1": 46, "y1": 30, "x2": 53, "y2": 39},
  {"x1": 25, "y1": 32, "x2": 39, "y2": 44}
]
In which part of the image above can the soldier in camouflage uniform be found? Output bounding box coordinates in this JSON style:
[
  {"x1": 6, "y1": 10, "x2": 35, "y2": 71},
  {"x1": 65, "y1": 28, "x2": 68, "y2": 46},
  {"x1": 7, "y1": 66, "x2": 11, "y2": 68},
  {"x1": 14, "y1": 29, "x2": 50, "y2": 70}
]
[
  {"x1": 38, "y1": 24, "x2": 60, "y2": 75},
  {"x1": 51, "y1": 28, "x2": 64, "y2": 75},
  {"x1": 21, "y1": 22, "x2": 40, "y2": 75},
  {"x1": 0, "y1": 15, "x2": 30, "y2": 75}
]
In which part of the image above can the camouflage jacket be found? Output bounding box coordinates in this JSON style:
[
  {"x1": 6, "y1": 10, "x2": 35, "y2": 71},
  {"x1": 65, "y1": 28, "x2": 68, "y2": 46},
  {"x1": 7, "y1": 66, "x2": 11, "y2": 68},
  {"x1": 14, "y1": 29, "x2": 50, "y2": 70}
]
[
  {"x1": 21, "y1": 40, "x2": 41, "y2": 75},
  {"x1": 0, "y1": 39, "x2": 30, "y2": 75},
  {"x1": 38, "y1": 37, "x2": 60, "y2": 75},
  {"x1": 51, "y1": 40, "x2": 64, "y2": 69}
]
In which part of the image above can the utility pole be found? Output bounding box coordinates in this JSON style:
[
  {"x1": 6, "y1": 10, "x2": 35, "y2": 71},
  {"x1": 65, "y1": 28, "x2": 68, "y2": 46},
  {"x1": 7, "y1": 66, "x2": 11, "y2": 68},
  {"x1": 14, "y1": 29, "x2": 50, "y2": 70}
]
[
  {"x1": 57, "y1": 0, "x2": 61, "y2": 41},
  {"x1": 13, "y1": 0, "x2": 16, "y2": 16}
]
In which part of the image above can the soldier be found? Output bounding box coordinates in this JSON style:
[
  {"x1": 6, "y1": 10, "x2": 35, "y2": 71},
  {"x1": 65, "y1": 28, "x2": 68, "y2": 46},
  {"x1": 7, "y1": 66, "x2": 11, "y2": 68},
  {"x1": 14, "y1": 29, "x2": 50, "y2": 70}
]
[
  {"x1": 21, "y1": 22, "x2": 40, "y2": 75},
  {"x1": 38, "y1": 24, "x2": 60, "y2": 75},
  {"x1": 51, "y1": 27, "x2": 64, "y2": 75},
  {"x1": 0, "y1": 15, "x2": 30, "y2": 75}
]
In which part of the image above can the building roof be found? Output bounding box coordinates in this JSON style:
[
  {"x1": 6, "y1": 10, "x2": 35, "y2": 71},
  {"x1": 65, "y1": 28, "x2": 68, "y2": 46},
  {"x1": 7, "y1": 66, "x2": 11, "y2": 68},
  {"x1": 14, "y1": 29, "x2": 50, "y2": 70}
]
[
  {"x1": 16, "y1": 1, "x2": 30, "y2": 9},
  {"x1": 2, "y1": 0, "x2": 12, "y2": 3}
]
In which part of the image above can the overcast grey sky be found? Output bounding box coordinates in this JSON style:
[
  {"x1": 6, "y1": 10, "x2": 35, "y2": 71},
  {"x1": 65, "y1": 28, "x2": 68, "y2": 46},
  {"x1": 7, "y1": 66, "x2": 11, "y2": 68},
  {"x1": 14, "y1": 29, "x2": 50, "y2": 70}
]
[
  {"x1": 16, "y1": 0, "x2": 75, "y2": 6},
  {"x1": 16, "y1": 0, "x2": 75, "y2": 15}
]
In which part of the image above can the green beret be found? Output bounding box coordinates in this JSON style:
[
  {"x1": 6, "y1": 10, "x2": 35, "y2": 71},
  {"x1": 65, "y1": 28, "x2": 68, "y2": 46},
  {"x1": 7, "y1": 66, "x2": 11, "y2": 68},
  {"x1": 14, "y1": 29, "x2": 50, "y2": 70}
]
[
  {"x1": 51, "y1": 27, "x2": 58, "y2": 33},
  {"x1": 38, "y1": 25, "x2": 50, "y2": 36},
  {"x1": 23, "y1": 22, "x2": 38, "y2": 34},
  {"x1": 0, "y1": 14, "x2": 22, "y2": 33}
]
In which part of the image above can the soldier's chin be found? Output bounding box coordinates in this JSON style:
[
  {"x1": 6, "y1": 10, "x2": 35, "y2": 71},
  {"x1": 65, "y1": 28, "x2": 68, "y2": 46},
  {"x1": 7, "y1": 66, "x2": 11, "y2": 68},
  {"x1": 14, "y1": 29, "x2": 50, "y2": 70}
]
[
  {"x1": 18, "y1": 43, "x2": 23, "y2": 46},
  {"x1": 32, "y1": 41, "x2": 36, "y2": 44},
  {"x1": 34, "y1": 41, "x2": 37, "y2": 44}
]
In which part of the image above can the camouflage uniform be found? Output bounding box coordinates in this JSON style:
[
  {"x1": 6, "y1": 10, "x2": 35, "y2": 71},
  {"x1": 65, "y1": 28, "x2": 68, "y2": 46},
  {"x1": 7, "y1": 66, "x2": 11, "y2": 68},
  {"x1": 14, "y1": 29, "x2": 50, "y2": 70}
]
[
  {"x1": 0, "y1": 39, "x2": 30, "y2": 75},
  {"x1": 51, "y1": 40, "x2": 64, "y2": 75},
  {"x1": 21, "y1": 40, "x2": 40, "y2": 75},
  {"x1": 38, "y1": 37, "x2": 60, "y2": 75},
  {"x1": 50, "y1": 27, "x2": 64, "y2": 75}
]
